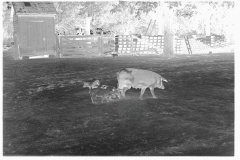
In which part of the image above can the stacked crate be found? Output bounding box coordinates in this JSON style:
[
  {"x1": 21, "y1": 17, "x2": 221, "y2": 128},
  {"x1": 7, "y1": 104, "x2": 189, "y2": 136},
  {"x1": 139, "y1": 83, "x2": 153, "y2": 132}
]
[
  {"x1": 115, "y1": 35, "x2": 133, "y2": 55},
  {"x1": 132, "y1": 35, "x2": 164, "y2": 54},
  {"x1": 188, "y1": 37, "x2": 212, "y2": 54},
  {"x1": 174, "y1": 36, "x2": 213, "y2": 54},
  {"x1": 175, "y1": 38, "x2": 182, "y2": 54},
  {"x1": 115, "y1": 35, "x2": 164, "y2": 55},
  {"x1": 174, "y1": 38, "x2": 188, "y2": 54}
]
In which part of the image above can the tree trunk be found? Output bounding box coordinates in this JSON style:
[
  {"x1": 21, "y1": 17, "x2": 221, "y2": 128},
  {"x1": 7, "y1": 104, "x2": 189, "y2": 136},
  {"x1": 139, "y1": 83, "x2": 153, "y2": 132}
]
[
  {"x1": 85, "y1": 17, "x2": 92, "y2": 35},
  {"x1": 156, "y1": 5, "x2": 164, "y2": 35},
  {"x1": 205, "y1": 14, "x2": 211, "y2": 36},
  {"x1": 163, "y1": 7, "x2": 174, "y2": 57}
]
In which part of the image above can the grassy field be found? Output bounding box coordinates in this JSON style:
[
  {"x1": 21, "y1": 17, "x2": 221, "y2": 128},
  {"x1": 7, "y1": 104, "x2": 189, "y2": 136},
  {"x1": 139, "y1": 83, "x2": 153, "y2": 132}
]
[{"x1": 3, "y1": 53, "x2": 234, "y2": 155}]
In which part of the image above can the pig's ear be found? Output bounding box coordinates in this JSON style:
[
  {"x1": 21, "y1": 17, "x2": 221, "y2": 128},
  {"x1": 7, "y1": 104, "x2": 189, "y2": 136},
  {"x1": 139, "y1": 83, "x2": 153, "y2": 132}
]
[
  {"x1": 161, "y1": 76, "x2": 168, "y2": 83},
  {"x1": 116, "y1": 72, "x2": 120, "y2": 78}
]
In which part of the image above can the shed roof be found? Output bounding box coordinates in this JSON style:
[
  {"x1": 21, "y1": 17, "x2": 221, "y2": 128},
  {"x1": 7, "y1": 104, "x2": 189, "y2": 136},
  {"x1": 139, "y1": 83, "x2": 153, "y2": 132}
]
[{"x1": 12, "y1": 2, "x2": 57, "y2": 14}]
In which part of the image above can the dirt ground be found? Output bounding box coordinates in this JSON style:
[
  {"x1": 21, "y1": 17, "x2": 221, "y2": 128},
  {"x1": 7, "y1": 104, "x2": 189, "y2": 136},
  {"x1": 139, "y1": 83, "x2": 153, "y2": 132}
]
[{"x1": 3, "y1": 53, "x2": 234, "y2": 156}]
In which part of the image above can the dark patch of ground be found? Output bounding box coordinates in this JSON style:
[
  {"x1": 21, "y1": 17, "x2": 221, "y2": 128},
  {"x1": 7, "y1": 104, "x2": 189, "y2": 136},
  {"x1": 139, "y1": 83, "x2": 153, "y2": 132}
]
[{"x1": 3, "y1": 53, "x2": 234, "y2": 156}]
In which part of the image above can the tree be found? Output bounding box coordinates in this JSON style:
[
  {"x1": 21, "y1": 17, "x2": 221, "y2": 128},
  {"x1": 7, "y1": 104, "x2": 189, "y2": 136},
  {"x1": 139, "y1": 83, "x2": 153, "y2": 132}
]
[
  {"x1": 3, "y1": 2, "x2": 13, "y2": 44},
  {"x1": 78, "y1": 2, "x2": 115, "y2": 35},
  {"x1": 53, "y1": 1, "x2": 234, "y2": 53},
  {"x1": 160, "y1": 2, "x2": 180, "y2": 57},
  {"x1": 54, "y1": 2, "x2": 117, "y2": 35},
  {"x1": 206, "y1": 1, "x2": 235, "y2": 42},
  {"x1": 54, "y1": 2, "x2": 86, "y2": 35},
  {"x1": 110, "y1": 1, "x2": 159, "y2": 35},
  {"x1": 174, "y1": 1, "x2": 234, "y2": 37}
]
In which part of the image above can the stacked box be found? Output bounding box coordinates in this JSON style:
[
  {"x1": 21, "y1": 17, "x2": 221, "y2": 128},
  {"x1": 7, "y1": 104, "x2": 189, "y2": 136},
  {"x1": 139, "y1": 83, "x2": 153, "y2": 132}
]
[
  {"x1": 116, "y1": 35, "x2": 164, "y2": 55},
  {"x1": 115, "y1": 35, "x2": 133, "y2": 55},
  {"x1": 175, "y1": 38, "x2": 184, "y2": 54},
  {"x1": 188, "y1": 38, "x2": 212, "y2": 54}
]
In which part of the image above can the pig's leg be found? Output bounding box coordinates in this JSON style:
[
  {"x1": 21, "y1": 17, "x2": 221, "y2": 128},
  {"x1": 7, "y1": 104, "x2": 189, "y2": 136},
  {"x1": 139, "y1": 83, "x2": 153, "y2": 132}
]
[
  {"x1": 139, "y1": 87, "x2": 147, "y2": 100},
  {"x1": 149, "y1": 87, "x2": 157, "y2": 99},
  {"x1": 121, "y1": 87, "x2": 128, "y2": 98}
]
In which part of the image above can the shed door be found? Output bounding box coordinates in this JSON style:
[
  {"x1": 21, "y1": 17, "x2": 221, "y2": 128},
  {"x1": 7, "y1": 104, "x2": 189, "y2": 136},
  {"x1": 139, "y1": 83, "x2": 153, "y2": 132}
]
[{"x1": 28, "y1": 21, "x2": 46, "y2": 54}]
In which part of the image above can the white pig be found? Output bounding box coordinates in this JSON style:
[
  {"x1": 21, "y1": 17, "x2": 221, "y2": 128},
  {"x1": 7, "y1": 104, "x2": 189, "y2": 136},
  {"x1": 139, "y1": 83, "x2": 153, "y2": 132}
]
[{"x1": 116, "y1": 68, "x2": 167, "y2": 100}]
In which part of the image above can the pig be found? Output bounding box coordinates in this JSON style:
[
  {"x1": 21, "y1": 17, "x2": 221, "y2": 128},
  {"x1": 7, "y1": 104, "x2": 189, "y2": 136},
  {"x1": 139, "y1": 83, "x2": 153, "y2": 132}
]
[{"x1": 116, "y1": 68, "x2": 167, "y2": 100}]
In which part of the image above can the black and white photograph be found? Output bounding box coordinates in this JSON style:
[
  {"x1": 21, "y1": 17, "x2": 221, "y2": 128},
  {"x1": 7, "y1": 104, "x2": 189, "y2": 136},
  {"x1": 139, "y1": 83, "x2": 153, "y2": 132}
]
[{"x1": 2, "y1": 0, "x2": 237, "y2": 156}]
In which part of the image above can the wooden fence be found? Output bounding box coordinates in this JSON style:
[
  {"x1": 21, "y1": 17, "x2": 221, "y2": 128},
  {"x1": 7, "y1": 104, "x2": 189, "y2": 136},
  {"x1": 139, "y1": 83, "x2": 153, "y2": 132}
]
[
  {"x1": 59, "y1": 35, "x2": 165, "y2": 57},
  {"x1": 59, "y1": 35, "x2": 116, "y2": 57},
  {"x1": 58, "y1": 34, "x2": 231, "y2": 57},
  {"x1": 12, "y1": 34, "x2": 233, "y2": 60},
  {"x1": 59, "y1": 35, "x2": 99, "y2": 57}
]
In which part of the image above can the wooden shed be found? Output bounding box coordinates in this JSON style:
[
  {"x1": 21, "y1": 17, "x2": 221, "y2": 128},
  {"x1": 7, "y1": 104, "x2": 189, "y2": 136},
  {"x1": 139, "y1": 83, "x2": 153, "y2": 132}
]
[{"x1": 12, "y1": 2, "x2": 57, "y2": 59}]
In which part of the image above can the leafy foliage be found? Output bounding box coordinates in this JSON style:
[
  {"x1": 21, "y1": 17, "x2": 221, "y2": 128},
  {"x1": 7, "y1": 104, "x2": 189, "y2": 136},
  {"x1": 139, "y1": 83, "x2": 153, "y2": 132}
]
[
  {"x1": 174, "y1": 1, "x2": 235, "y2": 37},
  {"x1": 54, "y1": 2, "x2": 85, "y2": 35},
  {"x1": 176, "y1": 3, "x2": 197, "y2": 18},
  {"x1": 3, "y1": 2, "x2": 13, "y2": 41},
  {"x1": 2, "y1": 2, "x2": 235, "y2": 40},
  {"x1": 110, "y1": 1, "x2": 158, "y2": 18}
]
